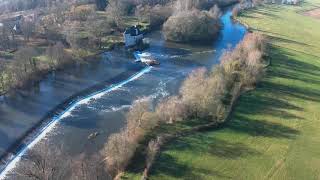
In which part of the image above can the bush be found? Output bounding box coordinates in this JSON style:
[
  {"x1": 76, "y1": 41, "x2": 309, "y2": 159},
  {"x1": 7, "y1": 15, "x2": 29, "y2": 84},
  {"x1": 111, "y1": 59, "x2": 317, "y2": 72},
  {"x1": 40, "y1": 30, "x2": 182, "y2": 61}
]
[{"x1": 163, "y1": 9, "x2": 220, "y2": 43}]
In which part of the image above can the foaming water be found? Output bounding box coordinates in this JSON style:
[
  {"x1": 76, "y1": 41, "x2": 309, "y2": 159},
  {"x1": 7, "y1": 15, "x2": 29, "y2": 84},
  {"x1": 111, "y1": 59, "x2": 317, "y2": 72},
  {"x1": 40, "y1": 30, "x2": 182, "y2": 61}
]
[{"x1": 0, "y1": 65, "x2": 152, "y2": 179}]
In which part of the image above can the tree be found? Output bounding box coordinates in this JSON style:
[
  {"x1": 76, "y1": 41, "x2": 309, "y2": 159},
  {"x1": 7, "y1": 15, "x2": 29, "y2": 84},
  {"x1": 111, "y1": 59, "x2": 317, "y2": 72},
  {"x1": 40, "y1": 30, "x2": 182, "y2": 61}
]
[
  {"x1": 21, "y1": 19, "x2": 35, "y2": 42},
  {"x1": 126, "y1": 99, "x2": 153, "y2": 140},
  {"x1": 71, "y1": 153, "x2": 108, "y2": 180},
  {"x1": 156, "y1": 96, "x2": 187, "y2": 124},
  {"x1": 13, "y1": 47, "x2": 38, "y2": 84},
  {"x1": 14, "y1": 142, "x2": 71, "y2": 180},
  {"x1": 175, "y1": 0, "x2": 201, "y2": 11},
  {"x1": 46, "y1": 42, "x2": 66, "y2": 69},
  {"x1": 105, "y1": 0, "x2": 129, "y2": 29},
  {"x1": 0, "y1": 24, "x2": 11, "y2": 50},
  {"x1": 0, "y1": 62, "x2": 7, "y2": 93},
  {"x1": 86, "y1": 13, "x2": 112, "y2": 49},
  {"x1": 163, "y1": 9, "x2": 220, "y2": 43},
  {"x1": 104, "y1": 131, "x2": 137, "y2": 179}
]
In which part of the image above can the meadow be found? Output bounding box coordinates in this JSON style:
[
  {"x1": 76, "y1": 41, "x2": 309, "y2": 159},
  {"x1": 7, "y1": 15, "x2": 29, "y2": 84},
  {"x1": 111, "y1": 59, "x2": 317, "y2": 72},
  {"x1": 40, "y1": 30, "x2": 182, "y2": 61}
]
[{"x1": 140, "y1": 1, "x2": 320, "y2": 179}]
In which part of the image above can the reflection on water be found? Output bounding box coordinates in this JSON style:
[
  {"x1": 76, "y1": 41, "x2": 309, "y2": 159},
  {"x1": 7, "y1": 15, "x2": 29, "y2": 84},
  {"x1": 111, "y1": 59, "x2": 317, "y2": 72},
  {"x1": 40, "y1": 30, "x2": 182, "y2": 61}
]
[{"x1": 0, "y1": 9, "x2": 246, "y2": 178}]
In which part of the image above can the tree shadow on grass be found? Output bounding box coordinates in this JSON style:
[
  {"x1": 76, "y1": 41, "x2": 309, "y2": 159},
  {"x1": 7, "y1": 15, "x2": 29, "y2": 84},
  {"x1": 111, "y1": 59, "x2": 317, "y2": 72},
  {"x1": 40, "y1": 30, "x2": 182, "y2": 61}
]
[
  {"x1": 149, "y1": 132, "x2": 262, "y2": 179},
  {"x1": 151, "y1": 153, "x2": 232, "y2": 179},
  {"x1": 250, "y1": 9, "x2": 280, "y2": 18},
  {"x1": 270, "y1": 47, "x2": 320, "y2": 77},
  {"x1": 235, "y1": 93, "x2": 305, "y2": 120},
  {"x1": 165, "y1": 134, "x2": 261, "y2": 159},
  {"x1": 270, "y1": 36, "x2": 314, "y2": 47},
  {"x1": 226, "y1": 115, "x2": 299, "y2": 139}
]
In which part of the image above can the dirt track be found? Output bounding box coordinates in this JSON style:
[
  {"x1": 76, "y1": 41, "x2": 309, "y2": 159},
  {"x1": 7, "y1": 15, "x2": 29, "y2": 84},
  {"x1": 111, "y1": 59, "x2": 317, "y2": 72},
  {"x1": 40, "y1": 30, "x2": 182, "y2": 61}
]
[{"x1": 304, "y1": 8, "x2": 320, "y2": 19}]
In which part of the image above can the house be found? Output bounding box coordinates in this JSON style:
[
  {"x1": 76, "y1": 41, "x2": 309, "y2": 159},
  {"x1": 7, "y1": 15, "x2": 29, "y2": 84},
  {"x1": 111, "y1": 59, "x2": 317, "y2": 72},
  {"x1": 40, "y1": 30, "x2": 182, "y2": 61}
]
[
  {"x1": 0, "y1": 15, "x2": 23, "y2": 33},
  {"x1": 123, "y1": 25, "x2": 144, "y2": 47}
]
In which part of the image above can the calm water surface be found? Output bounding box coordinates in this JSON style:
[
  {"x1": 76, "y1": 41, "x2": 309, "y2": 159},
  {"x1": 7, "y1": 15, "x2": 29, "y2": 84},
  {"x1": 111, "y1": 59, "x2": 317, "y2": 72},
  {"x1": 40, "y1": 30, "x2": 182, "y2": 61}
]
[{"x1": 0, "y1": 11, "x2": 246, "y2": 178}]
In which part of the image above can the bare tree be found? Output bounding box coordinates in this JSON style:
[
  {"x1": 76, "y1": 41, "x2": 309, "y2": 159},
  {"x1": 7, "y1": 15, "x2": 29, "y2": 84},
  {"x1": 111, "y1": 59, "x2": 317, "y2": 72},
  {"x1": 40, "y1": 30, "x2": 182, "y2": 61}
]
[
  {"x1": 104, "y1": 130, "x2": 137, "y2": 179},
  {"x1": 0, "y1": 25, "x2": 11, "y2": 50},
  {"x1": 13, "y1": 142, "x2": 71, "y2": 180},
  {"x1": 0, "y1": 62, "x2": 7, "y2": 93},
  {"x1": 13, "y1": 47, "x2": 38, "y2": 83},
  {"x1": 46, "y1": 42, "x2": 66, "y2": 69},
  {"x1": 71, "y1": 153, "x2": 109, "y2": 180},
  {"x1": 163, "y1": 9, "x2": 220, "y2": 43},
  {"x1": 156, "y1": 96, "x2": 187, "y2": 124},
  {"x1": 105, "y1": 0, "x2": 129, "y2": 29},
  {"x1": 21, "y1": 19, "x2": 36, "y2": 42},
  {"x1": 86, "y1": 13, "x2": 112, "y2": 49}
]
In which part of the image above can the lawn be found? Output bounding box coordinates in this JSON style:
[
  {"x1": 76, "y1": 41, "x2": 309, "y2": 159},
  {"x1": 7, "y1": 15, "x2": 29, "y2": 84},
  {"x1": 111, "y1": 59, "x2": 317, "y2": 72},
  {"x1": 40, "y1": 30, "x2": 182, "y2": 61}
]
[{"x1": 133, "y1": 1, "x2": 320, "y2": 180}]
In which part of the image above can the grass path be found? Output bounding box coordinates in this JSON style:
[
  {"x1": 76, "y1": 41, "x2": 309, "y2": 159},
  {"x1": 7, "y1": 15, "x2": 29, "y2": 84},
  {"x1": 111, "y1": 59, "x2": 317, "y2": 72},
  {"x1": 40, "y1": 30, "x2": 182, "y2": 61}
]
[{"x1": 144, "y1": 1, "x2": 320, "y2": 179}]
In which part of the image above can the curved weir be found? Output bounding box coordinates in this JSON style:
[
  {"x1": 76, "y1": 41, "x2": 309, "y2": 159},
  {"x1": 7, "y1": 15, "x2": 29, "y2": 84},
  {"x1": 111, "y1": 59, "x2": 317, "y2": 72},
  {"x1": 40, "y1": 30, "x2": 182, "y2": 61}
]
[{"x1": 0, "y1": 65, "x2": 152, "y2": 179}]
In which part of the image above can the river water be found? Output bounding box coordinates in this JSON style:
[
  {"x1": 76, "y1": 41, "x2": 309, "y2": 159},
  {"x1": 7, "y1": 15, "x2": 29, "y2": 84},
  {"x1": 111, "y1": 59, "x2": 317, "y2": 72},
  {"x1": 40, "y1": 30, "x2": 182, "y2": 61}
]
[{"x1": 0, "y1": 11, "x2": 246, "y2": 179}]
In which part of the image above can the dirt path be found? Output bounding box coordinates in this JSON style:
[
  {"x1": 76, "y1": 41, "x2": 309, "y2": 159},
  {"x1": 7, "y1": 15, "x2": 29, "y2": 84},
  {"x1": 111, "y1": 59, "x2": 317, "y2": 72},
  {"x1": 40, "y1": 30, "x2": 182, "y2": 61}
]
[{"x1": 304, "y1": 8, "x2": 320, "y2": 19}]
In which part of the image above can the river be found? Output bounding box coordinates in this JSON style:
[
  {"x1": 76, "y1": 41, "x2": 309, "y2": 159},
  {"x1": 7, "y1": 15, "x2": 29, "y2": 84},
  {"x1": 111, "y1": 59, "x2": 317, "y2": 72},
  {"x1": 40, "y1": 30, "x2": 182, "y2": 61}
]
[{"x1": 0, "y1": 10, "x2": 246, "y2": 179}]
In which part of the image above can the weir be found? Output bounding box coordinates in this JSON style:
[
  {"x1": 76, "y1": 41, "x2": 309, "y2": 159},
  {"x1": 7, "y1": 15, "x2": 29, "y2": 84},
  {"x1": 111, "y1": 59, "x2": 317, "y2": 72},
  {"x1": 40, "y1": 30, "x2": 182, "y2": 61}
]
[{"x1": 0, "y1": 62, "x2": 152, "y2": 179}]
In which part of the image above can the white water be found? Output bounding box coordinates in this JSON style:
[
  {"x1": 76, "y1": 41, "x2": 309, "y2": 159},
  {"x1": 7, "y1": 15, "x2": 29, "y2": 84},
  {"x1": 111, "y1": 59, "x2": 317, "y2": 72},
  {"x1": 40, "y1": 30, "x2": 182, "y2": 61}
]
[{"x1": 0, "y1": 64, "x2": 152, "y2": 180}]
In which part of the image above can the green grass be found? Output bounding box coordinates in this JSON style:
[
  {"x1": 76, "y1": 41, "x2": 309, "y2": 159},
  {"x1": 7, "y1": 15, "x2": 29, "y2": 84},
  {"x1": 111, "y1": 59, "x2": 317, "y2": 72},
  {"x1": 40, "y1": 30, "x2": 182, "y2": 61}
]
[
  {"x1": 0, "y1": 51, "x2": 14, "y2": 59},
  {"x1": 129, "y1": 1, "x2": 320, "y2": 180}
]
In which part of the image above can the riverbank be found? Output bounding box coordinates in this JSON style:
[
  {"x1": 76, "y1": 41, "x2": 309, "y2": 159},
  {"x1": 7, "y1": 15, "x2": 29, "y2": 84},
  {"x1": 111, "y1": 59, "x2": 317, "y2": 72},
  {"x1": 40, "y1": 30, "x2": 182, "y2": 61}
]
[
  {"x1": 0, "y1": 49, "x2": 148, "y2": 177},
  {"x1": 115, "y1": 11, "x2": 265, "y2": 179},
  {"x1": 138, "y1": 1, "x2": 320, "y2": 179}
]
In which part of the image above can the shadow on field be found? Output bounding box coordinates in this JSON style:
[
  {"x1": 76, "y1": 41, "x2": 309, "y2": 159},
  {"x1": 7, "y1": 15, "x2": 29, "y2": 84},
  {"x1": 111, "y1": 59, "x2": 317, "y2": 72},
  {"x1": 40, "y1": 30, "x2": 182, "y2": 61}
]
[
  {"x1": 271, "y1": 36, "x2": 313, "y2": 47},
  {"x1": 226, "y1": 115, "x2": 299, "y2": 139},
  {"x1": 152, "y1": 153, "x2": 232, "y2": 179},
  {"x1": 150, "y1": 130, "x2": 261, "y2": 178},
  {"x1": 147, "y1": 46, "x2": 320, "y2": 178}
]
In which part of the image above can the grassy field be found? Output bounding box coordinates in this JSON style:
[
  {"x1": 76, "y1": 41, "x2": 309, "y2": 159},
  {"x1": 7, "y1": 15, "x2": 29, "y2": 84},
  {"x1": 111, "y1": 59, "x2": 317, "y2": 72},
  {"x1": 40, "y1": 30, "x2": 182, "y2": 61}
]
[{"x1": 134, "y1": 1, "x2": 320, "y2": 179}]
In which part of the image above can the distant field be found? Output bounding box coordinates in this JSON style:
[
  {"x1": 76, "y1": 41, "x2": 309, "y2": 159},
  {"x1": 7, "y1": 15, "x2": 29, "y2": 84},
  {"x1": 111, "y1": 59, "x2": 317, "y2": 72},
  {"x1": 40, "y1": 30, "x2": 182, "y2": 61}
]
[{"x1": 140, "y1": 1, "x2": 320, "y2": 179}]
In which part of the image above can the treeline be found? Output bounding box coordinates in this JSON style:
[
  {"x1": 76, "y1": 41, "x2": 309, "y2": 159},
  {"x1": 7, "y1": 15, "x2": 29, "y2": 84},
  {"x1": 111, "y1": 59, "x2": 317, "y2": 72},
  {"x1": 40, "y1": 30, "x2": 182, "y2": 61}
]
[
  {"x1": 0, "y1": 43, "x2": 70, "y2": 94},
  {"x1": 0, "y1": 0, "x2": 80, "y2": 13},
  {"x1": 104, "y1": 32, "x2": 267, "y2": 179}
]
